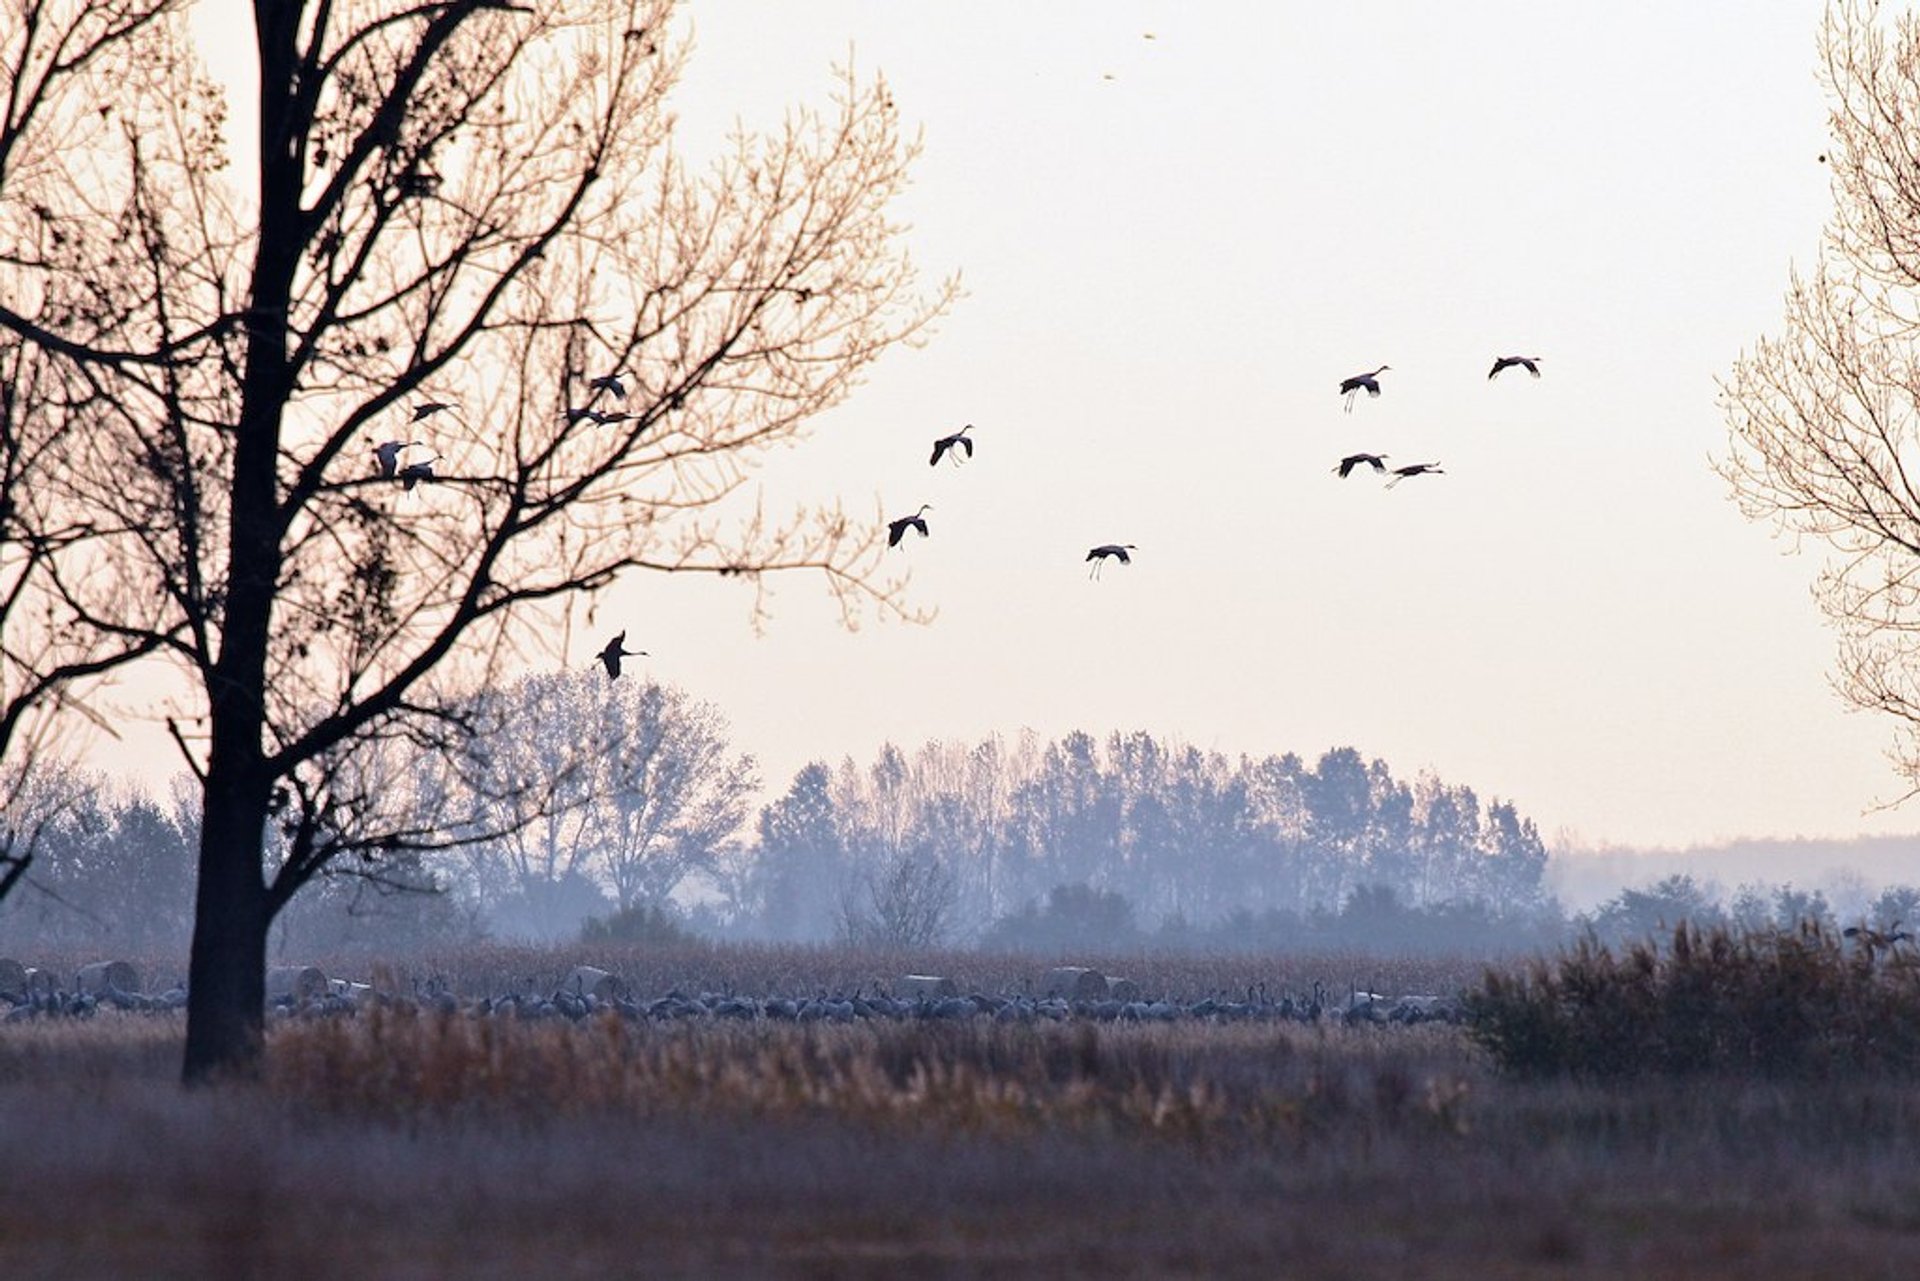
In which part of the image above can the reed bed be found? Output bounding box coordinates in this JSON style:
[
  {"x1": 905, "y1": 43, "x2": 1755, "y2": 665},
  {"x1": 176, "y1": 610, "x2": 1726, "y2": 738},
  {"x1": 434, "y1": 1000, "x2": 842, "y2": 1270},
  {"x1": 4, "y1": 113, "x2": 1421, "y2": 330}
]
[{"x1": 265, "y1": 1007, "x2": 1481, "y2": 1146}]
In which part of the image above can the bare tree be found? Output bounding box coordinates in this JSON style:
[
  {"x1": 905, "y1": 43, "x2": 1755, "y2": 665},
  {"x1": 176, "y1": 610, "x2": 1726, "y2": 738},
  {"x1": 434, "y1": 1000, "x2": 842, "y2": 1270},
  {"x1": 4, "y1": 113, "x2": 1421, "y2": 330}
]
[
  {"x1": 838, "y1": 849, "x2": 959, "y2": 951},
  {"x1": 1722, "y1": 0, "x2": 1920, "y2": 802},
  {"x1": 0, "y1": 0, "x2": 952, "y2": 1080},
  {"x1": 446, "y1": 670, "x2": 755, "y2": 928}
]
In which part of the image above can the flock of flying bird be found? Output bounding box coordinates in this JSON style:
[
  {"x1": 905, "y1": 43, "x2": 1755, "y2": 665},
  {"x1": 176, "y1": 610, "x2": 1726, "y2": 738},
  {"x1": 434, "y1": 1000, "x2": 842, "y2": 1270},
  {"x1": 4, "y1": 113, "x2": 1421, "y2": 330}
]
[
  {"x1": 1332, "y1": 353, "x2": 1542, "y2": 488},
  {"x1": 368, "y1": 357, "x2": 1544, "y2": 682},
  {"x1": 877, "y1": 422, "x2": 1136, "y2": 581}
]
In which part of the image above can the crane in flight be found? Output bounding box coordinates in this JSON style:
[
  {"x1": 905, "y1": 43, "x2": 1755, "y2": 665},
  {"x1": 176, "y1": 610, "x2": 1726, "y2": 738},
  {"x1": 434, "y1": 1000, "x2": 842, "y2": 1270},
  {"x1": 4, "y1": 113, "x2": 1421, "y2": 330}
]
[
  {"x1": 930, "y1": 424, "x2": 974, "y2": 467},
  {"x1": 595, "y1": 631, "x2": 647, "y2": 680},
  {"x1": 411, "y1": 401, "x2": 456, "y2": 422},
  {"x1": 1333, "y1": 452, "x2": 1389, "y2": 478},
  {"x1": 887, "y1": 504, "x2": 932, "y2": 547},
  {"x1": 1489, "y1": 355, "x2": 1542, "y2": 380},
  {"x1": 371, "y1": 440, "x2": 424, "y2": 479},
  {"x1": 1086, "y1": 543, "x2": 1135, "y2": 578},
  {"x1": 589, "y1": 372, "x2": 628, "y2": 399},
  {"x1": 1385, "y1": 462, "x2": 1443, "y2": 488},
  {"x1": 1339, "y1": 365, "x2": 1389, "y2": 413},
  {"x1": 398, "y1": 457, "x2": 440, "y2": 491}
]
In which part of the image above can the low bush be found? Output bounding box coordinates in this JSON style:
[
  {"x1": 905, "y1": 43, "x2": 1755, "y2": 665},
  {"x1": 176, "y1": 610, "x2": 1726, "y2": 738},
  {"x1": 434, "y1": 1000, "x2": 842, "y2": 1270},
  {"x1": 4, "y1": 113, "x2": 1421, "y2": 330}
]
[{"x1": 1464, "y1": 921, "x2": 1920, "y2": 1078}]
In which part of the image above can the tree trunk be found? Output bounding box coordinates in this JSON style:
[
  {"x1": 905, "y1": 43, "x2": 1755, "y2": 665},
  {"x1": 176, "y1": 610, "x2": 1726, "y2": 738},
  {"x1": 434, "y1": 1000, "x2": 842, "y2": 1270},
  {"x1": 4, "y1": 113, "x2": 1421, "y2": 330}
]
[
  {"x1": 181, "y1": 762, "x2": 273, "y2": 1084},
  {"x1": 178, "y1": 1, "x2": 303, "y2": 1088}
]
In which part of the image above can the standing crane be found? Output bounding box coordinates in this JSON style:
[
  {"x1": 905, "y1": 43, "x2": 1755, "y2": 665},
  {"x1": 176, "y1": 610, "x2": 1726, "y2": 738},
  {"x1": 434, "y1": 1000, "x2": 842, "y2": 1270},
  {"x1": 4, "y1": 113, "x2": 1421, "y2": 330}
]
[
  {"x1": 929, "y1": 424, "x2": 975, "y2": 467},
  {"x1": 887, "y1": 504, "x2": 932, "y2": 547},
  {"x1": 1086, "y1": 543, "x2": 1135, "y2": 578},
  {"x1": 595, "y1": 631, "x2": 647, "y2": 680},
  {"x1": 1489, "y1": 355, "x2": 1542, "y2": 380},
  {"x1": 1339, "y1": 365, "x2": 1390, "y2": 413},
  {"x1": 1333, "y1": 452, "x2": 1389, "y2": 478}
]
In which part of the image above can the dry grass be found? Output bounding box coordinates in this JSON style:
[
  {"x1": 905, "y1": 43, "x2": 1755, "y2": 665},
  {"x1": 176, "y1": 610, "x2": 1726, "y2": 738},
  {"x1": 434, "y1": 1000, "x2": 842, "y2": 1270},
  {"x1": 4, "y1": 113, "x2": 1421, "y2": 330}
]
[{"x1": 5, "y1": 941, "x2": 1920, "y2": 1278}]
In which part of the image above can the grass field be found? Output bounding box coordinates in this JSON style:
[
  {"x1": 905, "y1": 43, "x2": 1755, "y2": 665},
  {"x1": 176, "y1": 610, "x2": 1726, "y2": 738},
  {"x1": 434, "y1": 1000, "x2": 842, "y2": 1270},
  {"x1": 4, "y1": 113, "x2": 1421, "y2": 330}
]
[{"x1": 3, "y1": 942, "x2": 1920, "y2": 1279}]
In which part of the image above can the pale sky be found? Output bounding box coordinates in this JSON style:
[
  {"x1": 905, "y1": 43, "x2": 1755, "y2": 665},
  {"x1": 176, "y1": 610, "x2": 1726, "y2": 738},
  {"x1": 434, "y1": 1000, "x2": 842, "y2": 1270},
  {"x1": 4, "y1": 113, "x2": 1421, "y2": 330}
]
[{"x1": 116, "y1": 1, "x2": 1920, "y2": 852}]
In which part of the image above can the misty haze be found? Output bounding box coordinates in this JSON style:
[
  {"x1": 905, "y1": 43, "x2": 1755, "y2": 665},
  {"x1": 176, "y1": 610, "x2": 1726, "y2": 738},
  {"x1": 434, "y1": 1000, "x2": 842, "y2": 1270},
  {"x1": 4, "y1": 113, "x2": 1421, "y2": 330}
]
[{"x1": 5, "y1": 2, "x2": 1920, "y2": 1278}]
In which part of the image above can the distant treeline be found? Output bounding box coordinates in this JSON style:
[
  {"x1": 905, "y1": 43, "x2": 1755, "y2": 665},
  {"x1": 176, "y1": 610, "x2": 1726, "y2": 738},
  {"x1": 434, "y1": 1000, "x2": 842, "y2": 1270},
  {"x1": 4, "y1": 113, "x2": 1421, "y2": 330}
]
[{"x1": 4, "y1": 676, "x2": 1914, "y2": 957}]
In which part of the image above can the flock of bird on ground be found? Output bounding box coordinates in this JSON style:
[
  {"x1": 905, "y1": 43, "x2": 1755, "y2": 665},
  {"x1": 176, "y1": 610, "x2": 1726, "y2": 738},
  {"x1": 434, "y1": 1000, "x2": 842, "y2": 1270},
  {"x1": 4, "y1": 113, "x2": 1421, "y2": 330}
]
[{"x1": 365, "y1": 354, "x2": 1545, "y2": 681}]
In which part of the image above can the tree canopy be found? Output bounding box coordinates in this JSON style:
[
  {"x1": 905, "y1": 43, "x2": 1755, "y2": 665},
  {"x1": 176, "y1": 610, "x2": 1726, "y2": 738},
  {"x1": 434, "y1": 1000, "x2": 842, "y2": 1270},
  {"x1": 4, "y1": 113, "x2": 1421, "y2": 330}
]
[{"x1": 0, "y1": 0, "x2": 951, "y2": 1080}]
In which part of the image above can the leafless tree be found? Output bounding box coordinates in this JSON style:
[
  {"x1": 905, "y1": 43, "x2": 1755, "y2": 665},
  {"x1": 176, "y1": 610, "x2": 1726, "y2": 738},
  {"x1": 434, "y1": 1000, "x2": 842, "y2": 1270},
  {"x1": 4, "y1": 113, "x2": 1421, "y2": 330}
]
[
  {"x1": 1722, "y1": 0, "x2": 1920, "y2": 803},
  {"x1": 446, "y1": 670, "x2": 755, "y2": 923},
  {"x1": 838, "y1": 849, "x2": 959, "y2": 951},
  {"x1": 0, "y1": 0, "x2": 953, "y2": 1080}
]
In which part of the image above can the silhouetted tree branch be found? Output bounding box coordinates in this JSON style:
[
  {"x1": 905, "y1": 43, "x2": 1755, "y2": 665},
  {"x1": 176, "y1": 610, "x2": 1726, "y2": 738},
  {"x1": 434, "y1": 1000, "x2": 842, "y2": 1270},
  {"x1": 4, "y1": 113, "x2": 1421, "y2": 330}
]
[{"x1": 0, "y1": 0, "x2": 953, "y2": 1080}]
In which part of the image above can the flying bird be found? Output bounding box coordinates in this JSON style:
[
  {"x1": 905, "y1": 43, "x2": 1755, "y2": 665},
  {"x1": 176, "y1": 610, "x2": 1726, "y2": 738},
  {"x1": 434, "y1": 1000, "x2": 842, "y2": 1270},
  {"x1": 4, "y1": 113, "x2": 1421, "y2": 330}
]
[
  {"x1": 371, "y1": 439, "x2": 423, "y2": 478},
  {"x1": 1339, "y1": 365, "x2": 1390, "y2": 413},
  {"x1": 930, "y1": 424, "x2": 974, "y2": 467},
  {"x1": 1086, "y1": 543, "x2": 1135, "y2": 578},
  {"x1": 595, "y1": 630, "x2": 647, "y2": 680},
  {"x1": 398, "y1": 457, "x2": 439, "y2": 491},
  {"x1": 1385, "y1": 462, "x2": 1443, "y2": 488},
  {"x1": 1334, "y1": 452, "x2": 1389, "y2": 478},
  {"x1": 887, "y1": 504, "x2": 932, "y2": 547},
  {"x1": 412, "y1": 401, "x2": 455, "y2": 422},
  {"x1": 589, "y1": 372, "x2": 628, "y2": 399},
  {"x1": 1489, "y1": 355, "x2": 1543, "y2": 380}
]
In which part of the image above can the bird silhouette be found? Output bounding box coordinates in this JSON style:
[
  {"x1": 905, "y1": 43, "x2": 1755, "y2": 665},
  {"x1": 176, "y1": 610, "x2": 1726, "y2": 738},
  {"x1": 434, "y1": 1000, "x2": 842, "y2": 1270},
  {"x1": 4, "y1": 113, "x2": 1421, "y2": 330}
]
[
  {"x1": 1844, "y1": 922, "x2": 1913, "y2": 951},
  {"x1": 1339, "y1": 365, "x2": 1389, "y2": 413},
  {"x1": 930, "y1": 424, "x2": 974, "y2": 467},
  {"x1": 412, "y1": 401, "x2": 455, "y2": 422},
  {"x1": 398, "y1": 457, "x2": 439, "y2": 491},
  {"x1": 371, "y1": 439, "x2": 423, "y2": 478},
  {"x1": 1385, "y1": 462, "x2": 1443, "y2": 488},
  {"x1": 1334, "y1": 452, "x2": 1389, "y2": 478},
  {"x1": 1086, "y1": 543, "x2": 1135, "y2": 578},
  {"x1": 595, "y1": 630, "x2": 647, "y2": 679},
  {"x1": 887, "y1": 504, "x2": 932, "y2": 547},
  {"x1": 1489, "y1": 355, "x2": 1543, "y2": 380},
  {"x1": 589, "y1": 372, "x2": 628, "y2": 399}
]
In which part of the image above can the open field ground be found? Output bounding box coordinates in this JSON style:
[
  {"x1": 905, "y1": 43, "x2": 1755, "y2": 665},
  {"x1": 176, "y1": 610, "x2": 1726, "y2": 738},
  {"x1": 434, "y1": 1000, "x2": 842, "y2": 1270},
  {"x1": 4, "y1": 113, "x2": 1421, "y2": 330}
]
[
  {"x1": 4, "y1": 937, "x2": 1920, "y2": 1277},
  {"x1": 5, "y1": 981, "x2": 1920, "y2": 1280}
]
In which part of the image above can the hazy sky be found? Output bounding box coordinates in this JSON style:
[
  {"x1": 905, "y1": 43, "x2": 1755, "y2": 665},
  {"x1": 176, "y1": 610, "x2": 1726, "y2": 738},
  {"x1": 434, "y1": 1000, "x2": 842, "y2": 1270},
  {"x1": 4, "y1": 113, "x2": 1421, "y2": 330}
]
[{"x1": 131, "y1": 1, "x2": 1917, "y2": 851}]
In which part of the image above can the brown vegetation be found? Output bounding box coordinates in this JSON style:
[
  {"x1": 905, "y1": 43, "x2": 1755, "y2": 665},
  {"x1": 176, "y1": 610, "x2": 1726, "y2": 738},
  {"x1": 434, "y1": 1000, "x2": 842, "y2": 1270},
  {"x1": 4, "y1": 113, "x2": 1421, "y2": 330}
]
[
  {"x1": 1467, "y1": 921, "x2": 1920, "y2": 1078},
  {"x1": 5, "y1": 936, "x2": 1920, "y2": 1277}
]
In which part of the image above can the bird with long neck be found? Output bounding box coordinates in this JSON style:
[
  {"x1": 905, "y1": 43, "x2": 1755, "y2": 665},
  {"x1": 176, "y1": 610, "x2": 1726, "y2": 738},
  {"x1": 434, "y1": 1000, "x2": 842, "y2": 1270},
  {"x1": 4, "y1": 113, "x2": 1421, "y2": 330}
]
[
  {"x1": 930, "y1": 424, "x2": 974, "y2": 467},
  {"x1": 371, "y1": 439, "x2": 423, "y2": 478},
  {"x1": 1385, "y1": 462, "x2": 1443, "y2": 488},
  {"x1": 1333, "y1": 452, "x2": 1388, "y2": 478},
  {"x1": 397, "y1": 456, "x2": 440, "y2": 491},
  {"x1": 1339, "y1": 365, "x2": 1389, "y2": 413},
  {"x1": 887, "y1": 504, "x2": 932, "y2": 547},
  {"x1": 595, "y1": 631, "x2": 647, "y2": 680},
  {"x1": 1086, "y1": 543, "x2": 1135, "y2": 578}
]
